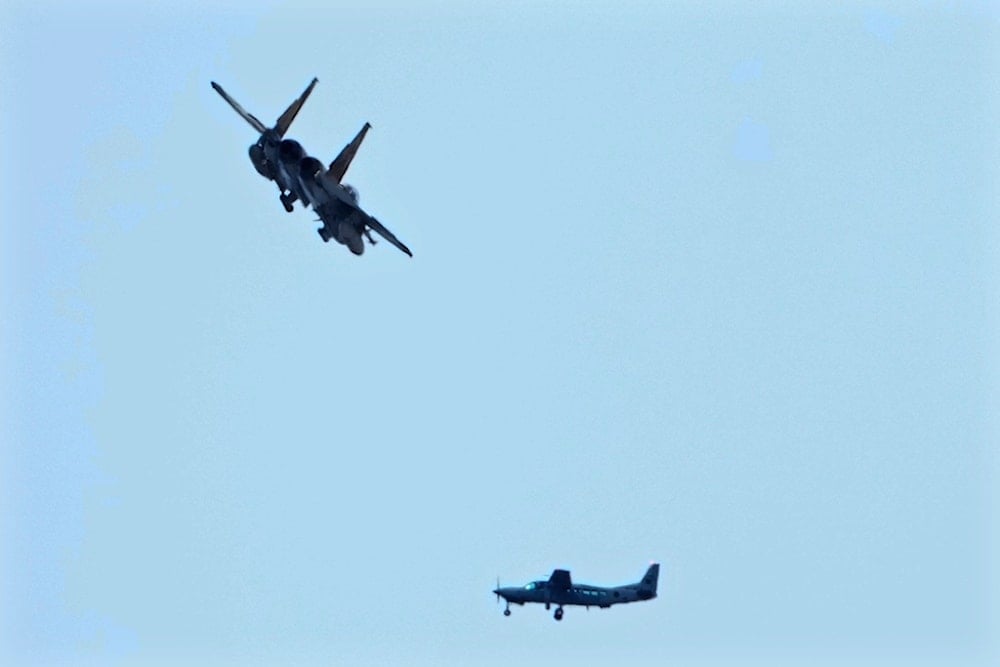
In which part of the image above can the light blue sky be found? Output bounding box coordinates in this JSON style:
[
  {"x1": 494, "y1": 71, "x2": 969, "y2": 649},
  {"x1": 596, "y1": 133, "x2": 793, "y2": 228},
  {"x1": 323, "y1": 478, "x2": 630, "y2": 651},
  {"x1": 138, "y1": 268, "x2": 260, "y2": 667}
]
[{"x1": 2, "y1": 1, "x2": 998, "y2": 666}]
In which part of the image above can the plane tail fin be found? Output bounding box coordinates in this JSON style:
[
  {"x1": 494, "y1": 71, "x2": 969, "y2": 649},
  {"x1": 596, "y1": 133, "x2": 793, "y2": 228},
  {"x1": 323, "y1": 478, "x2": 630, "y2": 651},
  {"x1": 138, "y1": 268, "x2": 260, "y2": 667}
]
[
  {"x1": 327, "y1": 122, "x2": 372, "y2": 184},
  {"x1": 637, "y1": 563, "x2": 659, "y2": 598},
  {"x1": 211, "y1": 81, "x2": 268, "y2": 134},
  {"x1": 274, "y1": 77, "x2": 319, "y2": 138}
]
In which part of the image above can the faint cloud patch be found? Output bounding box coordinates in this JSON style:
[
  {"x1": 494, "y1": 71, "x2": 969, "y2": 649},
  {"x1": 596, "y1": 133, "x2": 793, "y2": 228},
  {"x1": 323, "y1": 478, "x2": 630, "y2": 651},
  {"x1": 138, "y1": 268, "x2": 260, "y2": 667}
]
[
  {"x1": 734, "y1": 117, "x2": 772, "y2": 162},
  {"x1": 731, "y1": 59, "x2": 763, "y2": 84},
  {"x1": 864, "y1": 9, "x2": 902, "y2": 43}
]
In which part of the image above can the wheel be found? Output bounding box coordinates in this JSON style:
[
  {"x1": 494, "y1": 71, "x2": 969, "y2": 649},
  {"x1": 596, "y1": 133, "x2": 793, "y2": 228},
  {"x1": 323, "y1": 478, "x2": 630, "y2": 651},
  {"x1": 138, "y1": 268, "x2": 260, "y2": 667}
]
[
  {"x1": 280, "y1": 193, "x2": 294, "y2": 212},
  {"x1": 317, "y1": 228, "x2": 330, "y2": 243},
  {"x1": 503, "y1": 609, "x2": 511, "y2": 617},
  {"x1": 554, "y1": 608, "x2": 563, "y2": 621}
]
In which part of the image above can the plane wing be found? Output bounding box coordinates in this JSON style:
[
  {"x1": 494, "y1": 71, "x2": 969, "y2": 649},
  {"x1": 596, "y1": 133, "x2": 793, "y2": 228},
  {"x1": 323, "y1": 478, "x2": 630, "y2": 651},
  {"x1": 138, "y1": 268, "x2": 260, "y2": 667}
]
[
  {"x1": 274, "y1": 77, "x2": 319, "y2": 138},
  {"x1": 365, "y1": 214, "x2": 413, "y2": 257},
  {"x1": 317, "y1": 187, "x2": 413, "y2": 258},
  {"x1": 327, "y1": 122, "x2": 372, "y2": 184},
  {"x1": 211, "y1": 81, "x2": 267, "y2": 134},
  {"x1": 548, "y1": 569, "x2": 572, "y2": 590}
]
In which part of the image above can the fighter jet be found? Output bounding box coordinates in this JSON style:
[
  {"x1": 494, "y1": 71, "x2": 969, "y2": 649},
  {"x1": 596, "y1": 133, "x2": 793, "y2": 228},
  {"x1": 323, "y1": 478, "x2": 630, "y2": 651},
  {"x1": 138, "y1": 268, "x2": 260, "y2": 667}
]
[
  {"x1": 493, "y1": 563, "x2": 659, "y2": 621},
  {"x1": 211, "y1": 78, "x2": 318, "y2": 212},
  {"x1": 294, "y1": 124, "x2": 413, "y2": 257}
]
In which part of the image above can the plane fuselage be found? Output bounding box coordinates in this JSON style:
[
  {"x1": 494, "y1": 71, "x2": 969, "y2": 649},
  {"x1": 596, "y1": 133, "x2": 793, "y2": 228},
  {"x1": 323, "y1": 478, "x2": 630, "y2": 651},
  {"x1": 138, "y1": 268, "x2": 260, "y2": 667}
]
[
  {"x1": 495, "y1": 581, "x2": 654, "y2": 609},
  {"x1": 494, "y1": 564, "x2": 659, "y2": 620}
]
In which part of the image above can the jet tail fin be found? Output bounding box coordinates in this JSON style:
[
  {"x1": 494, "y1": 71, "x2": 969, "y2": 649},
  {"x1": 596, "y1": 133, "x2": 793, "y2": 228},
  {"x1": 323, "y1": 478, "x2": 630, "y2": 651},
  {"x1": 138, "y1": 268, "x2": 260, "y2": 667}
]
[
  {"x1": 211, "y1": 81, "x2": 268, "y2": 134},
  {"x1": 274, "y1": 77, "x2": 319, "y2": 138},
  {"x1": 327, "y1": 122, "x2": 372, "y2": 184},
  {"x1": 637, "y1": 563, "x2": 659, "y2": 598}
]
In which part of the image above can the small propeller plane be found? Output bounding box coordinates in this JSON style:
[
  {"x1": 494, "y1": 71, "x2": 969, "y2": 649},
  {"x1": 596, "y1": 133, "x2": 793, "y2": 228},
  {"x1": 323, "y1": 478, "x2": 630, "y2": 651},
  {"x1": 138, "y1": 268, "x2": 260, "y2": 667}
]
[
  {"x1": 493, "y1": 563, "x2": 659, "y2": 621},
  {"x1": 294, "y1": 124, "x2": 413, "y2": 257},
  {"x1": 211, "y1": 77, "x2": 318, "y2": 212}
]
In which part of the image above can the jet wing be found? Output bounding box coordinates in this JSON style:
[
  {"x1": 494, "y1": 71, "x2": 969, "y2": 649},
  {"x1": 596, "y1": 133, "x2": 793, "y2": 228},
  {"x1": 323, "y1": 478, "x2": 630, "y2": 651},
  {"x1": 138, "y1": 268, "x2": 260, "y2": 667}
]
[
  {"x1": 316, "y1": 185, "x2": 413, "y2": 258},
  {"x1": 548, "y1": 569, "x2": 572, "y2": 590},
  {"x1": 327, "y1": 122, "x2": 372, "y2": 184},
  {"x1": 364, "y1": 214, "x2": 413, "y2": 257},
  {"x1": 211, "y1": 82, "x2": 268, "y2": 134},
  {"x1": 274, "y1": 77, "x2": 319, "y2": 138}
]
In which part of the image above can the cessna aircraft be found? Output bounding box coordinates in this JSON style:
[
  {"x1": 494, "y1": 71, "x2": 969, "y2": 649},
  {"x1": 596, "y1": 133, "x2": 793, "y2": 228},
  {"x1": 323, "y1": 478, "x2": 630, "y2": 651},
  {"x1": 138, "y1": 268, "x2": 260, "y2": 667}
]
[
  {"x1": 293, "y1": 125, "x2": 413, "y2": 257},
  {"x1": 211, "y1": 78, "x2": 318, "y2": 212},
  {"x1": 493, "y1": 563, "x2": 659, "y2": 621}
]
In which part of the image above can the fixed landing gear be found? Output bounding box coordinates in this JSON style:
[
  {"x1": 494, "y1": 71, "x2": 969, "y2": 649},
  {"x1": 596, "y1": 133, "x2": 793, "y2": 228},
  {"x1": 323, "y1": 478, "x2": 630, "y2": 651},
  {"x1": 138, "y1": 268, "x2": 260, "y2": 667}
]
[
  {"x1": 503, "y1": 608, "x2": 511, "y2": 617},
  {"x1": 553, "y1": 607, "x2": 564, "y2": 621},
  {"x1": 317, "y1": 227, "x2": 331, "y2": 242},
  {"x1": 279, "y1": 192, "x2": 295, "y2": 213}
]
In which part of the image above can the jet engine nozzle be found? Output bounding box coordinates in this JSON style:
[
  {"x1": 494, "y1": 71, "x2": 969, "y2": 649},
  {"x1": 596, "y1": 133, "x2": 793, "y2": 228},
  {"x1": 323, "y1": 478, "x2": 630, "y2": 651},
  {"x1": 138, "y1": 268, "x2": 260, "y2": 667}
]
[
  {"x1": 298, "y1": 156, "x2": 325, "y2": 181},
  {"x1": 278, "y1": 139, "x2": 307, "y2": 166},
  {"x1": 248, "y1": 142, "x2": 269, "y2": 178}
]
